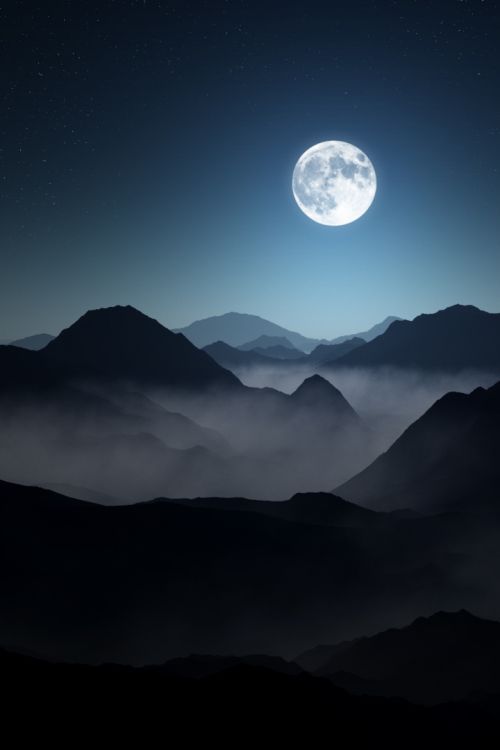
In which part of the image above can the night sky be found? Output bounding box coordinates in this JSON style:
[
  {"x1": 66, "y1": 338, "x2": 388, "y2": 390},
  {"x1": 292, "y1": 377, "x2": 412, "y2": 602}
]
[{"x1": 2, "y1": 0, "x2": 500, "y2": 340}]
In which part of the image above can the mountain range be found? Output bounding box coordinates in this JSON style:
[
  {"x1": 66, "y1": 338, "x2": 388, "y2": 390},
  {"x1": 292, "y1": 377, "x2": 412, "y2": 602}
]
[
  {"x1": 297, "y1": 609, "x2": 500, "y2": 704},
  {"x1": 3, "y1": 472, "x2": 500, "y2": 665},
  {"x1": 327, "y1": 304, "x2": 500, "y2": 372},
  {"x1": 3, "y1": 645, "x2": 497, "y2": 743},
  {"x1": 0, "y1": 305, "x2": 375, "y2": 500},
  {"x1": 204, "y1": 336, "x2": 366, "y2": 370},
  {"x1": 175, "y1": 311, "x2": 398, "y2": 352}
]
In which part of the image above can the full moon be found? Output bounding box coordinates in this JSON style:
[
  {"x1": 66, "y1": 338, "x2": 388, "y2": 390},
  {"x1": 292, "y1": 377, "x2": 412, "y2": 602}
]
[{"x1": 292, "y1": 141, "x2": 376, "y2": 226}]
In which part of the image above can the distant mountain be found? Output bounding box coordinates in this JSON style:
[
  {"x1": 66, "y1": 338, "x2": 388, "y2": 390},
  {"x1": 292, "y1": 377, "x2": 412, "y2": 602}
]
[
  {"x1": 238, "y1": 334, "x2": 296, "y2": 351},
  {"x1": 297, "y1": 610, "x2": 500, "y2": 705},
  {"x1": 329, "y1": 316, "x2": 401, "y2": 345},
  {"x1": 204, "y1": 341, "x2": 281, "y2": 368},
  {"x1": 308, "y1": 337, "x2": 365, "y2": 364},
  {"x1": 330, "y1": 305, "x2": 500, "y2": 372},
  {"x1": 42, "y1": 305, "x2": 240, "y2": 390},
  {"x1": 175, "y1": 312, "x2": 324, "y2": 352},
  {"x1": 252, "y1": 344, "x2": 304, "y2": 360},
  {"x1": 336, "y1": 379, "x2": 500, "y2": 512},
  {"x1": 9, "y1": 333, "x2": 54, "y2": 350},
  {"x1": 176, "y1": 311, "x2": 401, "y2": 353}
]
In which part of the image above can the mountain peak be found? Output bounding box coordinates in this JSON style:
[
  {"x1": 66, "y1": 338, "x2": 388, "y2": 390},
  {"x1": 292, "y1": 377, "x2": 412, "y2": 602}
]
[
  {"x1": 333, "y1": 304, "x2": 500, "y2": 371},
  {"x1": 291, "y1": 375, "x2": 359, "y2": 421},
  {"x1": 43, "y1": 305, "x2": 240, "y2": 390}
]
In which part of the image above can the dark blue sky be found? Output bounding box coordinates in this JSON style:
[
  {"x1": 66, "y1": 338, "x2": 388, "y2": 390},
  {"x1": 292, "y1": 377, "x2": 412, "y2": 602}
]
[{"x1": 2, "y1": 0, "x2": 500, "y2": 339}]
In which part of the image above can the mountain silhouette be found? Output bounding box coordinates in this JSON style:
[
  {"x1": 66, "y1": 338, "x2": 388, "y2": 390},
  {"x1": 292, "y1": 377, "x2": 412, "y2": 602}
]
[
  {"x1": 2, "y1": 647, "x2": 496, "y2": 743},
  {"x1": 9, "y1": 333, "x2": 54, "y2": 350},
  {"x1": 0, "y1": 304, "x2": 377, "y2": 500},
  {"x1": 0, "y1": 482, "x2": 493, "y2": 664},
  {"x1": 297, "y1": 609, "x2": 500, "y2": 704},
  {"x1": 42, "y1": 305, "x2": 241, "y2": 390},
  {"x1": 329, "y1": 316, "x2": 401, "y2": 345},
  {"x1": 175, "y1": 311, "x2": 324, "y2": 351},
  {"x1": 290, "y1": 374, "x2": 361, "y2": 423},
  {"x1": 308, "y1": 337, "x2": 365, "y2": 364},
  {"x1": 203, "y1": 340, "x2": 285, "y2": 368},
  {"x1": 176, "y1": 311, "x2": 401, "y2": 353},
  {"x1": 330, "y1": 305, "x2": 500, "y2": 371},
  {"x1": 4, "y1": 476, "x2": 496, "y2": 664},
  {"x1": 337, "y1": 379, "x2": 500, "y2": 512},
  {"x1": 238, "y1": 334, "x2": 297, "y2": 351}
]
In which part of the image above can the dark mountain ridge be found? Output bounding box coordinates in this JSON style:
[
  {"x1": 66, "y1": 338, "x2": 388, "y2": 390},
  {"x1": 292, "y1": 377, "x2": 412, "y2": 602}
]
[
  {"x1": 297, "y1": 609, "x2": 500, "y2": 704},
  {"x1": 2, "y1": 477, "x2": 500, "y2": 665},
  {"x1": 43, "y1": 305, "x2": 240, "y2": 390},
  {"x1": 330, "y1": 305, "x2": 500, "y2": 372},
  {"x1": 2, "y1": 646, "x2": 497, "y2": 743},
  {"x1": 337, "y1": 379, "x2": 500, "y2": 512}
]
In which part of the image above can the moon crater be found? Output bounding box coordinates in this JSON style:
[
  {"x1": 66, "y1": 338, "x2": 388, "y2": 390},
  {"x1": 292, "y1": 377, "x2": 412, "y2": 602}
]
[{"x1": 292, "y1": 141, "x2": 376, "y2": 226}]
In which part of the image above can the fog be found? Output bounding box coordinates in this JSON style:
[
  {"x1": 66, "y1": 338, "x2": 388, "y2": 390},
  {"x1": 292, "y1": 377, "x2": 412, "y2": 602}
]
[
  {"x1": 229, "y1": 363, "x2": 498, "y2": 445},
  {"x1": 0, "y1": 363, "x2": 496, "y2": 505}
]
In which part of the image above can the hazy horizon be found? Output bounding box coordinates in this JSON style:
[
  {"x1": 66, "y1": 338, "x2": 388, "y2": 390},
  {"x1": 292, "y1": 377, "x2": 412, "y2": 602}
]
[{"x1": 4, "y1": 299, "x2": 500, "y2": 344}]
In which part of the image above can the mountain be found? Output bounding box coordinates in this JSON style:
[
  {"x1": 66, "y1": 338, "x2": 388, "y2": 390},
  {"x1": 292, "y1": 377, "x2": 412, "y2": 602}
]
[
  {"x1": 297, "y1": 610, "x2": 500, "y2": 705},
  {"x1": 9, "y1": 333, "x2": 54, "y2": 350},
  {"x1": 2, "y1": 476, "x2": 488, "y2": 664},
  {"x1": 289, "y1": 374, "x2": 361, "y2": 424},
  {"x1": 42, "y1": 305, "x2": 240, "y2": 390},
  {"x1": 203, "y1": 341, "x2": 285, "y2": 368},
  {"x1": 336, "y1": 379, "x2": 500, "y2": 512},
  {"x1": 3, "y1": 649, "x2": 496, "y2": 744},
  {"x1": 238, "y1": 334, "x2": 297, "y2": 351},
  {"x1": 0, "y1": 305, "x2": 377, "y2": 500},
  {"x1": 329, "y1": 316, "x2": 401, "y2": 345},
  {"x1": 175, "y1": 312, "x2": 325, "y2": 351},
  {"x1": 330, "y1": 305, "x2": 500, "y2": 372},
  {"x1": 252, "y1": 344, "x2": 304, "y2": 360},
  {"x1": 308, "y1": 337, "x2": 365, "y2": 364},
  {"x1": 175, "y1": 311, "x2": 401, "y2": 353}
]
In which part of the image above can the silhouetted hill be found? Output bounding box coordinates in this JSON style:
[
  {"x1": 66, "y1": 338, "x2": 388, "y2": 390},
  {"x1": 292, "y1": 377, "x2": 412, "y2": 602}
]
[
  {"x1": 2, "y1": 648, "x2": 497, "y2": 744},
  {"x1": 337, "y1": 380, "x2": 500, "y2": 512},
  {"x1": 9, "y1": 333, "x2": 54, "y2": 350},
  {"x1": 329, "y1": 316, "x2": 401, "y2": 345},
  {"x1": 330, "y1": 305, "x2": 500, "y2": 371},
  {"x1": 308, "y1": 337, "x2": 365, "y2": 364},
  {"x1": 290, "y1": 374, "x2": 361, "y2": 423},
  {"x1": 42, "y1": 305, "x2": 240, "y2": 390},
  {"x1": 297, "y1": 610, "x2": 500, "y2": 705},
  {"x1": 238, "y1": 334, "x2": 297, "y2": 351},
  {"x1": 3, "y1": 477, "x2": 492, "y2": 664},
  {"x1": 175, "y1": 311, "x2": 324, "y2": 351}
]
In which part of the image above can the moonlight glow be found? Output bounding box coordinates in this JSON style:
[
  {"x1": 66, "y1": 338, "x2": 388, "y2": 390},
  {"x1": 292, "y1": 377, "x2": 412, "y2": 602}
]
[{"x1": 292, "y1": 141, "x2": 376, "y2": 226}]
